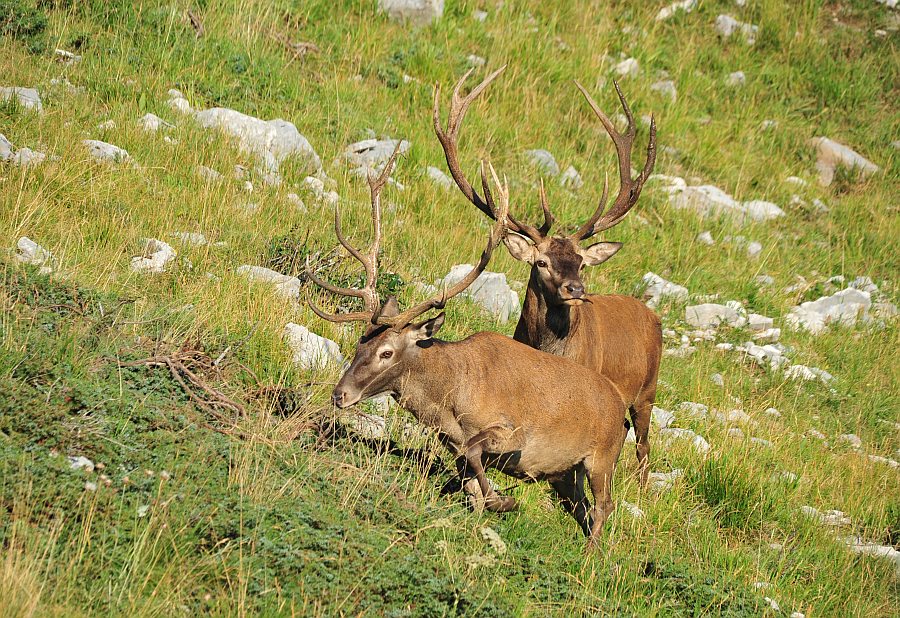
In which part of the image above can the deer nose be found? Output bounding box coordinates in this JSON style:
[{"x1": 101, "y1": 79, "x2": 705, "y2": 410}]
[
  {"x1": 331, "y1": 389, "x2": 346, "y2": 408},
  {"x1": 564, "y1": 282, "x2": 585, "y2": 298}
]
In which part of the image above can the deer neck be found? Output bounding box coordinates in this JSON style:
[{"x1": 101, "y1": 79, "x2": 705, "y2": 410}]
[
  {"x1": 520, "y1": 274, "x2": 580, "y2": 355},
  {"x1": 391, "y1": 340, "x2": 466, "y2": 417}
]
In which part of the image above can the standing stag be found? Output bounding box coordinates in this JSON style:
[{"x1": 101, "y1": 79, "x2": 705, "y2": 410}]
[
  {"x1": 434, "y1": 67, "x2": 662, "y2": 486},
  {"x1": 306, "y1": 147, "x2": 628, "y2": 542}
]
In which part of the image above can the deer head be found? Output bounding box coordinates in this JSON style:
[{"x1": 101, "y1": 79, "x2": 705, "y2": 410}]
[
  {"x1": 434, "y1": 67, "x2": 656, "y2": 306},
  {"x1": 306, "y1": 145, "x2": 510, "y2": 407}
]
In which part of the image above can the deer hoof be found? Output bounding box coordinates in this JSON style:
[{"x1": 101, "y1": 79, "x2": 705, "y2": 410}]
[{"x1": 485, "y1": 495, "x2": 518, "y2": 513}]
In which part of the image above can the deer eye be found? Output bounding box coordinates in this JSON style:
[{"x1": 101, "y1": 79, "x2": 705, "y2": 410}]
[
  {"x1": 380, "y1": 350, "x2": 393, "y2": 359},
  {"x1": 535, "y1": 260, "x2": 548, "y2": 268}
]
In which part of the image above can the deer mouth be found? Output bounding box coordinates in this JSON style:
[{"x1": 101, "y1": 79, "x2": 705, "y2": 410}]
[{"x1": 562, "y1": 298, "x2": 584, "y2": 306}]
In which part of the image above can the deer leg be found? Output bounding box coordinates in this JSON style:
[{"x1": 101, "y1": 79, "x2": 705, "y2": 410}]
[
  {"x1": 550, "y1": 465, "x2": 593, "y2": 536},
  {"x1": 583, "y1": 446, "x2": 623, "y2": 547},
  {"x1": 452, "y1": 455, "x2": 487, "y2": 512},
  {"x1": 464, "y1": 430, "x2": 517, "y2": 513},
  {"x1": 630, "y1": 399, "x2": 652, "y2": 489}
]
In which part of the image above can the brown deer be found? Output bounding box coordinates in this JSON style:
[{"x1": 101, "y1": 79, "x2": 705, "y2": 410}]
[
  {"x1": 434, "y1": 67, "x2": 662, "y2": 486},
  {"x1": 306, "y1": 146, "x2": 628, "y2": 542}
]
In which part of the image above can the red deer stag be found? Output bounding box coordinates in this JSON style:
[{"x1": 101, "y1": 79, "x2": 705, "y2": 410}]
[
  {"x1": 434, "y1": 67, "x2": 662, "y2": 486},
  {"x1": 306, "y1": 146, "x2": 628, "y2": 542}
]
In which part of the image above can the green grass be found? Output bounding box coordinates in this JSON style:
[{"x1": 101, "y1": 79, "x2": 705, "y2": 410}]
[{"x1": 1, "y1": 0, "x2": 898, "y2": 615}]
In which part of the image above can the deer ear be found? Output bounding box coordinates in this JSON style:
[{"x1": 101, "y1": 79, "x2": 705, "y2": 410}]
[
  {"x1": 503, "y1": 232, "x2": 536, "y2": 263},
  {"x1": 409, "y1": 312, "x2": 445, "y2": 341},
  {"x1": 580, "y1": 242, "x2": 622, "y2": 266}
]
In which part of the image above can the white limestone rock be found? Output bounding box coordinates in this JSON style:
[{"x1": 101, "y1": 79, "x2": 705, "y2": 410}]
[
  {"x1": 195, "y1": 107, "x2": 320, "y2": 173},
  {"x1": 171, "y1": 232, "x2": 208, "y2": 246},
  {"x1": 68, "y1": 456, "x2": 95, "y2": 472},
  {"x1": 559, "y1": 165, "x2": 583, "y2": 190},
  {"x1": 650, "y1": 80, "x2": 677, "y2": 102},
  {"x1": 839, "y1": 433, "x2": 862, "y2": 449},
  {"x1": 658, "y1": 427, "x2": 710, "y2": 454},
  {"x1": 748, "y1": 313, "x2": 774, "y2": 332},
  {"x1": 16, "y1": 237, "x2": 56, "y2": 273},
  {"x1": 685, "y1": 303, "x2": 747, "y2": 329},
  {"x1": 785, "y1": 364, "x2": 833, "y2": 383},
  {"x1": 642, "y1": 272, "x2": 689, "y2": 308},
  {"x1": 0, "y1": 134, "x2": 12, "y2": 161},
  {"x1": 83, "y1": 140, "x2": 131, "y2": 163},
  {"x1": 840, "y1": 536, "x2": 900, "y2": 577},
  {"x1": 613, "y1": 57, "x2": 639, "y2": 78},
  {"x1": 653, "y1": 176, "x2": 784, "y2": 223},
  {"x1": 378, "y1": 0, "x2": 444, "y2": 26},
  {"x1": 656, "y1": 0, "x2": 697, "y2": 21},
  {"x1": 197, "y1": 165, "x2": 224, "y2": 182},
  {"x1": 620, "y1": 501, "x2": 645, "y2": 519},
  {"x1": 715, "y1": 14, "x2": 759, "y2": 44},
  {"x1": 138, "y1": 113, "x2": 174, "y2": 132},
  {"x1": 649, "y1": 468, "x2": 683, "y2": 492},
  {"x1": 284, "y1": 323, "x2": 344, "y2": 370},
  {"x1": 426, "y1": 165, "x2": 452, "y2": 189},
  {"x1": 801, "y1": 505, "x2": 851, "y2": 526},
  {"x1": 236, "y1": 265, "x2": 302, "y2": 300},
  {"x1": 341, "y1": 411, "x2": 387, "y2": 439},
  {"x1": 652, "y1": 406, "x2": 675, "y2": 429},
  {"x1": 343, "y1": 138, "x2": 410, "y2": 168},
  {"x1": 525, "y1": 149, "x2": 560, "y2": 176},
  {"x1": 726, "y1": 71, "x2": 746, "y2": 87},
  {"x1": 785, "y1": 288, "x2": 872, "y2": 334},
  {"x1": 466, "y1": 54, "x2": 486, "y2": 67},
  {"x1": 810, "y1": 137, "x2": 879, "y2": 186},
  {"x1": 696, "y1": 231, "x2": 715, "y2": 245},
  {"x1": 130, "y1": 239, "x2": 176, "y2": 274},
  {"x1": 11, "y1": 147, "x2": 46, "y2": 166},
  {"x1": 435, "y1": 265, "x2": 520, "y2": 322},
  {"x1": 0, "y1": 87, "x2": 42, "y2": 111}
]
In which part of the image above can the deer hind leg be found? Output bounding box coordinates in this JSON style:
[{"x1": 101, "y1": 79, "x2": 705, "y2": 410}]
[
  {"x1": 550, "y1": 465, "x2": 593, "y2": 537},
  {"x1": 630, "y1": 389, "x2": 655, "y2": 488},
  {"x1": 583, "y1": 443, "x2": 624, "y2": 546}
]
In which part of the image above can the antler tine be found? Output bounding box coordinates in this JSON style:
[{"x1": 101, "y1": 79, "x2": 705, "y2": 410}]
[
  {"x1": 537, "y1": 178, "x2": 555, "y2": 235},
  {"x1": 305, "y1": 142, "x2": 405, "y2": 323},
  {"x1": 434, "y1": 66, "x2": 545, "y2": 243},
  {"x1": 377, "y1": 161, "x2": 509, "y2": 329},
  {"x1": 570, "y1": 80, "x2": 656, "y2": 241}
]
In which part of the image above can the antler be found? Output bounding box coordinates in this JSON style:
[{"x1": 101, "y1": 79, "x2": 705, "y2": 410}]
[
  {"x1": 433, "y1": 66, "x2": 548, "y2": 243},
  {"x1": 305, "y1": 142, "x2": 404, "y2": 323},
  {"x1": 376, "y1": 162, "x2": 510, "y2": 329},
  {"x1": 570, "y1": 80, "x2": 657, "y2": 241}
]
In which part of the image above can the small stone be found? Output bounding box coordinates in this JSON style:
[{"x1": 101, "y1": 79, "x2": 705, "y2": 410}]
[
  {"x1": 378, "y1": 0, "x2": 444, "y2": 26},
  {"x1": 559, "y1": 165, "x2": 583, "y2": 190},
  {"x1": 340, "y1": 412, "x2": 387, "y2": 439},
  {"x1": 0, "y1": 86, "x2": 42, "y2": 111},
  {"x1": 656, "y1": 0, "x2": 697, "y2": 21},
  {"x1": 710, "y1": 373, "x2": 725, "y2": 386},
  {"x1": 171, "y1": 232, "x2": 208, "y2": 246},
  {"x1": 84, "y1": 481, "x2": 98, "y2": 491},
  {"x1": 426, "y1": 165, "x2": 452, "y2": 189},
  {"x1": 755, "y1": 274, "x2": 775, "y2": 287},
  {"x1": 761, "y1": 120, "x2": 778, "y2": 130},
  {"x1": 727, "y1": 427, "x2": 745, "y2": 439},
  {"x1": 613, "y1": 57, "x2": 639, "y2": 78},
  {"x1": 696, "y1": 231, "x2": 715, "y2": 245},
  {"x1": 764, "y1": 598, "x2": 781, "y2": 612},
  {"x1": 786, "y1": 288, "x2": 871, "y2": 335},
  {"x1": 68, "y1": 456, "x2": 95, "y2": 472},
  {"x1": 678, "y1": 402, "x2": 708, "y2": 418},
  {"x1": 131, "y1": 239, "x2": 177, "y2": 274},
  {"x1": 286, "y1": 193, "x2": 306, "y2": 211},
  {"x1": 748, "y1": 313, "x2": 774, "y2": 332},
  {"x1": 746, "y1": 241, "x2": 763, "y2": 257},
  {"x1": 160, "y1": 470, "x2": 171, "y2": 481},
  {"x1": 763, "y1": 407, "x2": 781, "y2": 419},
  {"x1": 284, "y1": 323, "x2": 344, "y2": 370},
  {"x1": 805, "y1": 429, "x2": 827, "y2": 441},
  {"x1": 55, "y1": 48, "x2": 82, "y2": 64},
  {"x1": 435, "y1": 264, "x2": 520, "y2": 322},
  {"x1": 650, "y1": 80, "x2": 677, "y2": 102},
  {"x1": 800, "y1": 505, "x2": 851, "y2": 526},
  {"x1": 525, "y1": 149, "x2": 560, "y2": 176},
  {"x1": 649, "y1": 468, "x2": 684, "y2": 492},
  {"x1": 343, "y1": 138, "x2": 410, "y2": 168},
  {"x1": 726, "y1": 71, "x2": 746, "y2": 87},
  {"x1": 810, "y1": 137, "x2": 879, "y2": 187},
  {"x1": 778, "y1": 471, "x2": 798, "y2": 483},
  {"x1": 466, "y1": 54, "x2": 486, "y2": 67},
  {"x1": 642, "y1": 272, "x2": 689, "y2": 308},
  {"x1": 715, "y1": 14, "x2": 759, "y2": 44},
  {"x1": 620, "y1": 500, "x2": 645, "y2": 519},
  {"x1": 138, "y1": 113, "x2": 174, "y2": 132},
  {"x1": 838, "y1": 433, "x2": 862, "y2": 449},
  {"x1": 785, "y1": 175, "x2": 808, "y2": 187},
  {"x1": 866, "y1": 455, "x2": 899, "y2": 469},
  {"x1": 686, "y1": 303, "x2": 747, "y2": 329},
  {"x1": 658, "y1": 427, "x2": 710, "y2": 454},
  {"x1": 651, "y1": 406, "x2": 675, "y2": 428},
  {"x1": 137, "y1": 505, "x2": 150, "y2": 518},
  {"x1": 83, "y1": 139, "x2": 131, "y2": 163},
  {"x1": 96, "y1": 119, "x2": 116, "y2": 131},
  {"x1": 750, "y1": 437, "x2": 774, "y2": 448},
  {"x1": 16, "y1": 237, "x2": 56, "y2": 272},
  {"x1": 785, "y1": 364, "x2": 833, "y2": 383},
  {"x1": 473, "y1": 9, "x2": 487, "y2": 21},
  {"x1": 197, "y1": 165, "x2": 224, "y2": 182}
]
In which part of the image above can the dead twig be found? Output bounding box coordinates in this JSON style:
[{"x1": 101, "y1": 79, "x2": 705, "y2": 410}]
[{"x1": 187, "y1": 9, "x2": 204, "y2": 38}]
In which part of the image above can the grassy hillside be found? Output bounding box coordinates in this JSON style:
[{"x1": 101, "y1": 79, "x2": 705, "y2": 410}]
[{"x1": 1, "y1": 0, "x2": 898, "y2": 615}]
